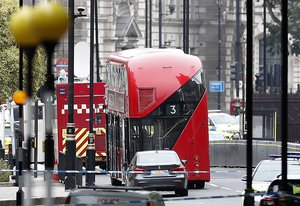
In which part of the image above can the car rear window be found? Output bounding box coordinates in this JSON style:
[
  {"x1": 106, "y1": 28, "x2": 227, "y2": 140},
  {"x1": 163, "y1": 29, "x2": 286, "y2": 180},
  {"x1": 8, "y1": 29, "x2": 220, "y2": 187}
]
[
  {"x1": 269, "y1": 181, "x2": 300, "y2": 196},
  {"x1": 137, "y1": 153, "x2": 180, "y2": 165}
]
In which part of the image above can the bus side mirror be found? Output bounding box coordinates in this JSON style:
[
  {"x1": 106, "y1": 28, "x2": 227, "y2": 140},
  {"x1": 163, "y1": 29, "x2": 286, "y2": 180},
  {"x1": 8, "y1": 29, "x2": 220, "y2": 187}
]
[{"x1": 241, "y1": 175, "x2": 247, "y2": 181}]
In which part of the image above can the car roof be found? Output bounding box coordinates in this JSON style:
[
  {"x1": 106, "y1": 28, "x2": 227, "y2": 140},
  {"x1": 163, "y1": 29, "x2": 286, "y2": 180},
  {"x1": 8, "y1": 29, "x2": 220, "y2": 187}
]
[
  {"x1": 270, "y1": 179, "x2": 300, "y2": 185},
  {"x1": 257, "y1": 159, "x2": 300, "y2": 165},
  {"x1": 68, "y1": 188, "x2": 165, "y2": 206},
  {"x1": 208, "y1": 112, "x2": 231, "y2": 117},
  {"x1": 70, "y1": 187, "x2": 163, "y2": 199},
  {"x1": 136, "y1": 150, "x2": 177, "y2": 155}
]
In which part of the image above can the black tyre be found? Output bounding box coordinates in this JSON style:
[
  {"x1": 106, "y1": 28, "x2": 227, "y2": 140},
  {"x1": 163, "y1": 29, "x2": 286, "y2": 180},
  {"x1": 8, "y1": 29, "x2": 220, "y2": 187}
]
[
  {"x1": 175, "y1": 188, "x2": 188, "y2": 197},
  {"x1": 188, "y1": 181, "x2": 205, "y2": 189},
  {"x1": 195, "y1": 181, "x2": 205, "y2": 189},
  {"x1": 188, "y1": 182, "x2": 195, "y2": 189},
  {"x1": 111, "y1": 177, "x2": 122, "y2": 186}
]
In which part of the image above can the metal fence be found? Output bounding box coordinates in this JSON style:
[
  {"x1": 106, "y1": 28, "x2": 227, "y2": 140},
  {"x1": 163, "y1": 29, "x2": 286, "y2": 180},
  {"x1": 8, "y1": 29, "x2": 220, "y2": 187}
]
[{"x1": 210, "y1": 140, "x2": 300, "y2": 167}]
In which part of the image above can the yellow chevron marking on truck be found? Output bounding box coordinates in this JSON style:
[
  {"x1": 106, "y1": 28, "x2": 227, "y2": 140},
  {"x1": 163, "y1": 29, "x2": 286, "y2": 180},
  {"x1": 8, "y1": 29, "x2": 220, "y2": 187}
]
[
  {"x1": 76, "y1": 131, "x2": 89, "y2": 156},
  {"x1": 76, "y1": 140, "x2": 88, "y2": 157},
  {"x1": 95, "y1": 127, "x2": 106, "y2": 135}
]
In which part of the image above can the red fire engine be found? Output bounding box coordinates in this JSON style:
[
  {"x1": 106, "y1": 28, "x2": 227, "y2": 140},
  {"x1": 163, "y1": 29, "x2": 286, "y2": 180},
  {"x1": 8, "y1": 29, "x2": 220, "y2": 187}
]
[{"x1": 56, "y1": 82, "x2": 106, "y2": 168}]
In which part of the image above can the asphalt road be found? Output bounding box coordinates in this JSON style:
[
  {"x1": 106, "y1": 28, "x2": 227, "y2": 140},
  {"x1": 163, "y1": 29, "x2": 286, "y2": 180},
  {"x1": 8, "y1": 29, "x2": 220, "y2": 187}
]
[
  {"x1": 0, "y1": 167, "x2": 246, "y2": 205},
  {"x1": 93, "y1": 167, "x2": 247, "y2": 206}
]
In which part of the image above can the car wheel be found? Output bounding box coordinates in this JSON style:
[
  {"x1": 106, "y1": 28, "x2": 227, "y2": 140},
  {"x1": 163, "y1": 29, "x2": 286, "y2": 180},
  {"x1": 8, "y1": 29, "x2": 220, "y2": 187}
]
[
  {"x1": 124, "y1": 178, "x2": 130, "y2": 187},
  {"x1": 175, "y1": 188, "x2": 188, "y2": 197},
  {"x1": 111, "y1": 177, "x2": 122, "y2": 186}
]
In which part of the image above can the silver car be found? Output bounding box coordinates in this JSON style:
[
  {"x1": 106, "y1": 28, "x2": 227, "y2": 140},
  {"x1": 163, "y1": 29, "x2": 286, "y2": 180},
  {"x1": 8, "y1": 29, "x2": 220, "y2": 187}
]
[
  {"x1": 65, "y1": 187, "x2": 165, "y2": 206},
  {"x1": 124, "y1": 150, "x2": 188, "y2": 196}
]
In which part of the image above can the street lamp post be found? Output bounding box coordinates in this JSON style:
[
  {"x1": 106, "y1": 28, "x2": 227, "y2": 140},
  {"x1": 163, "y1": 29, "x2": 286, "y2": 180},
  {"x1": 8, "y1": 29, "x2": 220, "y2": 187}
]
[
  {"x1": 244, "y1": 0, "x2": 254, "y2": 205},
  {"x1": 64, "y1": 3, "x2": 87, "y2": 190},
  {"x1": 32, "y1": 4, "x2": 69, "y2": 205},
  {"x1": 263, "y1": 0, "x2": 267, "y2": 93},
  {"x1": 86, "y1": 0, "x2": 95, "y2": 186},
  {"x1": 280, "y1": 0, "x2": 288, "y2": 196},
  {"x1": 14, "y1": 1, "x2": 24, "y2": 204},
  {"x1": 149, "y1": 0, "x2": 152, "y2": 47},
  {"x1": 183, "y1": 0, "x2": 189, "y2": 54},
  {"x1": 66, "y1": 0, "x2": 76, "y2": 190},
  {"x1": 145, "y1": 0, "x2": 148, "y2": 47},
  {"x1": 95, "y1": 0, "x2": 100, "y2": 82},
  {"x1": 159, "y1": 0, "x2": 162, "y2": 48},
  {"x1": 217, "y1": 0, "x2": 221, "y2": 110},
  {"x1": 9, "y1": 6, "x2": 40, "y2": 206},
  {"x1": 235, "y1": 0, "x2": 241, "y2": 100}
]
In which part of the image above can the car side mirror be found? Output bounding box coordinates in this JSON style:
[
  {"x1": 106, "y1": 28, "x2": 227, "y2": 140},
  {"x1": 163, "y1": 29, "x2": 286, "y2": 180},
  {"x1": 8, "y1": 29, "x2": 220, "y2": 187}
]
[
  {"x1": 181, "y1": 160, "x2": 188, "y2": 165},
  {"x1": 241, "y1": 175, "x2": 247, "y2": 181}
]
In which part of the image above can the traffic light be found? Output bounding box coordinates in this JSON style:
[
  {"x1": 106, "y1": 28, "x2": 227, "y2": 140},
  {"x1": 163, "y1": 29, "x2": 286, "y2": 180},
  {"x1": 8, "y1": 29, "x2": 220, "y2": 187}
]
[
  {"x1": 230, "y1": 62, "x2": 237, "y2": 81},
  {"x1": 37, "y1": 85, "x2": 56, "y2": 103}
]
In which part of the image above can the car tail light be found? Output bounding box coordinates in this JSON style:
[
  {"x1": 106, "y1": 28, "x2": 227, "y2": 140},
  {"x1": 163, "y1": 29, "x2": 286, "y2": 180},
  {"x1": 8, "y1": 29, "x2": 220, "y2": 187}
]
[
  {"x1": 64, "y1": 196, "x2": 71, "y2": 204},
  {"x1": 260, "y1": 197, "x2": 276, "y2": 206},
  {"x1": 147, "y1": 201, "x2": 153, "y2": 206},
  {"x1": 133, "y1": 167, "x2": 146, "y2": 174},
  {"x1": 170, "y1": 166, "x2": 185, "y2": 172}
]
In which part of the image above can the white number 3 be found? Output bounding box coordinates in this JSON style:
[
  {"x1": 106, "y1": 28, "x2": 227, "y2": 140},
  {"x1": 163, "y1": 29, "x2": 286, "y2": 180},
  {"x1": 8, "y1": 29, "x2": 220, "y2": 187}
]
[{"x1": 170, "y1": 105, "x2": 176, "y2": 114}]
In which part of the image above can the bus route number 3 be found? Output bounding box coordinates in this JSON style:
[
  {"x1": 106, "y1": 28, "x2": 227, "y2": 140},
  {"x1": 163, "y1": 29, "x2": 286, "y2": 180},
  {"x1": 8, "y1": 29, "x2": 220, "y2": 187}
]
[{"x1": 166, "y1": 104, "x2": 180, "y2": 115}]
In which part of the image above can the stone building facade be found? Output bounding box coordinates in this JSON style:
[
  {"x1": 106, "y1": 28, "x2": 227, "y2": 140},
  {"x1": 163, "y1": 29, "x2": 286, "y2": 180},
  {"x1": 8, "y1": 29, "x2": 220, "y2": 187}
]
[{"x1": 52, "y1": 0, "x2": 240, "y2": 112}]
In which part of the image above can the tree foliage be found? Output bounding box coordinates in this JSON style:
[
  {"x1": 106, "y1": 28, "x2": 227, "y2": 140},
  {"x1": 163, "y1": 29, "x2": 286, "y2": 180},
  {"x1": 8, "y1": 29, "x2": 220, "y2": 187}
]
[
  {"x1": 0, "y1": 0, "x2": 46, "y2": 102},
  {"x1": 266, "y1": 0, "x2": 300, "y2": 55}
]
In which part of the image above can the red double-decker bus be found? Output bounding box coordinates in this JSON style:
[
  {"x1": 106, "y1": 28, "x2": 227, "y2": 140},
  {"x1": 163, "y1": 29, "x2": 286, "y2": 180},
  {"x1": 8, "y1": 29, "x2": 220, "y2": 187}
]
[{"x1": 105, "y1": 48, "x2": 210, "y2": 188}]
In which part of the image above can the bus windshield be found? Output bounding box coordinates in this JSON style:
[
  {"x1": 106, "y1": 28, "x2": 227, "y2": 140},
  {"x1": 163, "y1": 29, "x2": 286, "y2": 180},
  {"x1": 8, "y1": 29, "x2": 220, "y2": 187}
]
[{"x1": 128, "y1": 70, "x2": 205, "y2": 158}]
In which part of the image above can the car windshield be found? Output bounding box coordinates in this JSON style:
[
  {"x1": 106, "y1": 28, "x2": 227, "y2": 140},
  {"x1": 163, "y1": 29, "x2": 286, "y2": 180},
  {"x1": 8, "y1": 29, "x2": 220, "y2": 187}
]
[
  {"x1": 137, "y1": 152, "x2": 180, "y2": 165},
  {"x1": 231, "y1": 115, "x2": 240, "y2": 126},
  {"x1": 253, "y1": 161, "x2": 300, "y2": 182}
]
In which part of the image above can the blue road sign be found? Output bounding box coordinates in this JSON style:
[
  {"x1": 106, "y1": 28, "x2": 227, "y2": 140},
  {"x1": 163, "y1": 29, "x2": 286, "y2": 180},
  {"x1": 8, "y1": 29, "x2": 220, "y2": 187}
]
[{"x1": 210, "y1": 81, "x2": 224, "y2": 92}]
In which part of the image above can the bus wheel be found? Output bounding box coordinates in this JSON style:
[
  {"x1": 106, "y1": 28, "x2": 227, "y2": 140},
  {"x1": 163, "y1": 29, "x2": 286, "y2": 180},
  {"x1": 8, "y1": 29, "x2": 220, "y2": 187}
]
[
  {"x1": 188, "y1": 182, "x2": 195, "y2": 189},
  {"x1": 195, "y1": 181, "x2": 205, "y2": 189},
  {"x1": 111, "y1": 177, "x2": 122, "y2": 186},
  {"x1": 188, "y1": 181, "x2": 205, "y2": 189}
]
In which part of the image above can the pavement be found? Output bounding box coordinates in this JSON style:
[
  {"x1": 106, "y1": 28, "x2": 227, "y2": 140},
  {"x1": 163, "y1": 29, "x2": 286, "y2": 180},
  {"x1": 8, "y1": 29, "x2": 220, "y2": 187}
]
[{"x1": 0, "y1": 173, "x2": 72, "y2": 206}]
